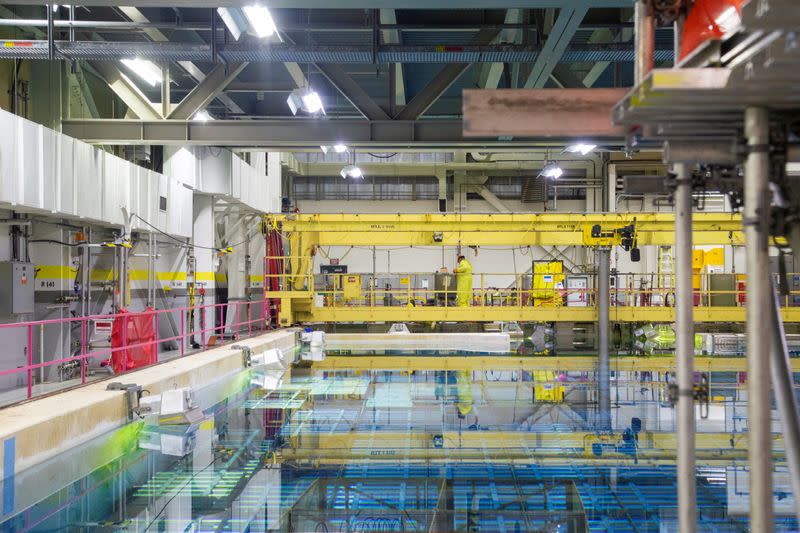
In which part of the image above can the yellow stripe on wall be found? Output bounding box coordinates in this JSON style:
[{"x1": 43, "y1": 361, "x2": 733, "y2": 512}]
[{"x1": 33, "y1": 266, "x2": 251, "y2": 287}]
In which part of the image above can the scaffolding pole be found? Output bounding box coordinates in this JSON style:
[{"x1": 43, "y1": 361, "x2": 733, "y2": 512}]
[
  {"x1": 768, "y1": 275, "x2": 800, "y2": 524},
  {"x1": 597, "y1": 247, "x2": 611, "y2": 432},
  {"x1": 744, "y1": 106, "x2": 773, "y2": 532},
  {"x1": 674, "y1": 162, "x2": 696, "y2": 533}
]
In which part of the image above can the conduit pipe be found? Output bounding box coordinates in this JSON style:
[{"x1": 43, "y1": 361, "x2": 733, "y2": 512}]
[
  {"x1": 744, "y1": 106, "x2": 773, "y2": 533},
  {"x1": 674, "y1": 162, "x2": 696, "y2": 533},
  {"x1": 768, "y1": 276, "x2": 800, "y2": 525},
  {"x1": 597, "y1": 248, "x2": 611, "y2": 432}
]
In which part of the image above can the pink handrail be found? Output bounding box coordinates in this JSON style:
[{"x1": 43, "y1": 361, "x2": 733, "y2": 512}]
[{"x1": 0, "y1": 299, "x2": 271, "y2": 404}]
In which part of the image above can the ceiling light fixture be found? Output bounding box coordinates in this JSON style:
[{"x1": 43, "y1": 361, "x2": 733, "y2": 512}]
[
  {"x1": 216, "y1": 7, "x2": 248, "y2": 41},
  {"x1": 340, "y1": 165, "x2": 364, "y2": 179},
  {"x1": 565, "y1": 143, "x2": 597, "y2": 156},
  {"x1": 540, "y1": 161, "x2": 563, "y2": 179},
  {"x1": 121, "y1": 58, "x2": 162, "y2": 87},
  {"x1": 243, "y1": 5, "x2": 277, "y2": 38},
  {"x1": 287, "y1": 87, "x2": 325, "y2": 115},
  {"x1": 193, "y1": 110, "x2": 213, "y2": 122}
]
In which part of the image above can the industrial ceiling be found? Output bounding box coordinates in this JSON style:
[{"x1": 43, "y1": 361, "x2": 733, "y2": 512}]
[{"x1": 0, "y1": 1, "x2": 674, "y2": 147}]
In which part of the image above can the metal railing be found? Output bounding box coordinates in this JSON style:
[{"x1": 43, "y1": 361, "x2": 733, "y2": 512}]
[
  {"x1": 0, "y1": 300, "x2": 270, "y2": 406},
  {"x1": 264, "y1": 270, "x2": 797, "y2": 309}
]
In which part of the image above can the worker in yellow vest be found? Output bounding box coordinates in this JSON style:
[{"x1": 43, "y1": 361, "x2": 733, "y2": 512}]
[{"x1": 454, "y1": 254, "x2": 473, "y2": 307}]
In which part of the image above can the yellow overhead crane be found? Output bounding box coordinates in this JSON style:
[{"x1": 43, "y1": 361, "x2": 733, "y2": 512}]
[{"x1": 263, "y1": 212, "x2": 799, "y2": 325}]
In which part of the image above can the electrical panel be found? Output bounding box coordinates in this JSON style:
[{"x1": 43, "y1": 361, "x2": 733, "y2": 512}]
[{"x1": 0, "y1": 261, "x2": 35, "y2": 315}]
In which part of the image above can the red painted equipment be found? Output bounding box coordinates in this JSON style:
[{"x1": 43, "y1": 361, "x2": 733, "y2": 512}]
[
  {"x1": 266, "y1": 228, "x2": 284, "y2": 326},
  {"x1": 111, "y1": 307, "x2": 157, "y2": 373},
  {"x1": 680, "y1": 0, "x2": 745, "y2": 60}
]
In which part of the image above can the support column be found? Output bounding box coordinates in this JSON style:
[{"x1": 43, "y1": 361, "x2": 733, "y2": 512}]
[
  {"x1": 744, "y1": 106, "x2": 773, "y2": 533},
  {"x1": 193, "y1": 195, "x2": 216, "y2": 345},
  {"x1": 674, "y1": 162, "x2": 696, "y2": 533},
  {"x1": 597, "y1": 247, "x2": 611, "y2": 431},
  {"x1": 769, "y1": 276, "x2": 800, "y2": 524}
]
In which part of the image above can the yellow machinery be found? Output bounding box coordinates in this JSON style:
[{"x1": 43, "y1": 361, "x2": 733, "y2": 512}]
[
  {"x1": 533, "y1": 370, "x2": 565, "y2": 402},
  {"x1": 342, "y1": 274, "x2": 362, "y2": 303},
  {"x1": 532, "y1": 261, "x2": 565, "y2": 307},
  {"x1": 260, "y1": 212, "x2": 795, "y2": 325}
]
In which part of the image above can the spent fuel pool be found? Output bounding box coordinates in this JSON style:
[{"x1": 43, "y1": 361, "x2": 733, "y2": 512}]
[{"x1": 1, "y1": 347, "x2": 798, "y2": 532}]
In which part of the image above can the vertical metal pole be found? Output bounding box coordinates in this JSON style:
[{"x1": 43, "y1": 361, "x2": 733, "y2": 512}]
[
  {"x1": 80, "y1": 318, "x2": 87, "y2": 384},
  {"x1": 161, "y1": 65, "x2": 170, "y2": 118},
  {"x1": 744, "y1": 106, "x2": 773, "y2": 533},
  {"x1": 768, "y1": 277, "x2": 800, "y2": 524},
  {"x1": 68, "y1": 5, "x2": 75, "y2": 42},
  {"x1": 154, "y1": 312, "x2": 159, "y2": 363},
  {"x1": 27, "y1": 324, "x2": 33, "y2": 399},
  {"x1": 180, "y1": 309, "x2": 185, "y2": 357},
  {"x1": 674, "y1": 162, "x2": 697, "y2": 533},
  {"x1": 597, "y1": 247, "x2": 611, "y2": 431},
  {"x1": 234, "y1": 302, "x2": 240, "y2": 340},
  {"x1": 46, "y1": 5, "x2": 54, "y2": 61}
]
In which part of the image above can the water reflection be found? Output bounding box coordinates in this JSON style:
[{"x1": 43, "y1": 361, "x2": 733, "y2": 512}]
[{"x1": 1, "y1": 356, "x2": 797, "y2": 532}]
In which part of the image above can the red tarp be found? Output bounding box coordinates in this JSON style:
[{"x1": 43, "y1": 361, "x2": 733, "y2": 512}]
[{"x1": 111, "y1": 307, "x2": 157, "y2": 373}]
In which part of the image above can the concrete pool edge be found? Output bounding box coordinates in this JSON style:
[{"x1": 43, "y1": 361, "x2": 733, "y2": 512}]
[{"x1": 0, "y1": 328, "x2": 297, "y2": 480}]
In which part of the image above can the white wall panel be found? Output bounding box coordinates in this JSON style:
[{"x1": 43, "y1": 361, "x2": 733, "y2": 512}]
[
  {"x1": 164, "y1": 146, "x2": 280, "y2": 213},
  {"x1": 59, "y1": 136, "x2": 76, "y2": 217},
  {"x1": 20, "y1": 119, "x2": 42, "y2": 210},
  {"x1": 74, "y1": 141, "x2": 103, "y2": 222},
  {"x1": 0, "y1": 108, "x2": 192, "y2": 239}
]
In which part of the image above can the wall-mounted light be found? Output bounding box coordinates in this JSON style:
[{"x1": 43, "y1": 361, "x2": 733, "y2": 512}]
[
  {"x1": 340, "y1": 164, "x2": 364, "y2": 179},
  {"x1": 287, "y1": 87, "x2": 325, "y2": 115},
  {"x1": 565, "y1": 143, "x2": 597, "y2": 156},
  {"x1": 320, "y1": 144, "x2": 348, "y2": 154},
  {"x1": 120, "y1": 58, "x2": 162, "y2": 86},
  {"x1": 540, "y1": 161, "x2": 563, "y2": 179}
]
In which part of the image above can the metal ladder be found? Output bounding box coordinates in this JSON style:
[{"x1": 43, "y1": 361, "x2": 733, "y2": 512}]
[{"x1": 657, "y1": 246, "x2": 674, "y2": 305}]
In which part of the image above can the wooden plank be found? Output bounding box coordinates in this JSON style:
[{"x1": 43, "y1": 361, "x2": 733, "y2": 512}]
[{"x1": 462, "y1": 87, "x2": 629, "y2": 138}]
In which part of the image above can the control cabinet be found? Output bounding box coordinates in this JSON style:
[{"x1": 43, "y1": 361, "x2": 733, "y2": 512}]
[{"x1": 0, "y1": 261, "x2": 35, "y2": 315}]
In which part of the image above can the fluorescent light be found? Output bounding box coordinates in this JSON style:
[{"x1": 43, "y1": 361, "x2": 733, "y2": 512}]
[
  {"x1": 287, "y1": 87, "x2": 325, "y2": 115},
  {"x1": 217, "y1": 7, "x2": 247, "y2": 41},
  {"x1": 320, "y1": 144, "x2": 348, "y2": 154},
  {"x1": 540, "y1": 162, "x2": 563, "y2": 179},
  {"x1": 193, "y1": 110, "x2": 213, "y2": 122},
  {"x1": 565, "y1": 143, "x2": 597, "y2": 156},
  {"x1": 340, "y1": 165, "x2": 364, "y2": 179},
  {"x1": 243, "y1": 5, "x2": 277, "y2": 38},
  {"x1": 121, "y1": 58, "x2": 162, "y2": 87}
]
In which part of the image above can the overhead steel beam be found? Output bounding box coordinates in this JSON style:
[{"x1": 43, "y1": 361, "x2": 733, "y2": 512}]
[
  {"x1": 380, "y1": 9, "x2": 406, "y2": 106},
  {"x1": 524, "y1": 5, "x2": 588, "y2": 88},
  {"x1": 168, "y1": 62, "x2": 248, "y2": 120},
  {"x1": 315, "y1": 63, "x2": 390, "y2": 120},
  {"x1": 61, "y1": 117, "x2": 613, "y2": 148},
  {"x1": 550, "y1": 63, "x2": 586, "y2": 88},
  {"x1": 117, "y1": 6, "x2": 245, "y2": 115},
  {"x1": 89, "y1": 62, "x2": 161, "y2": 120},
  {"x1": 583, "y1": 20, "x2": 634, "y2": 87},
  {"x1": 0, "y1": 40, "x2": 670, "y2": 63},
  {"x1": 395, "y1": 29, "x2": 500, "y2": 120},
  {"x1": 481, "y1": 9, "x2": 523, "y2": 89}
]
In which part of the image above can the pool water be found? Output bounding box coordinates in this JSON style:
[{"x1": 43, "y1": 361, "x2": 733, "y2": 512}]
[{"x1": 1, "y1": 353, "x2": 798, "y2": 532}]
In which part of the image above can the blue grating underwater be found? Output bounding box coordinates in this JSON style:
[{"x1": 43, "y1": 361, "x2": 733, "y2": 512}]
[{"x1": 0, "y1": 352, "x2": 798, "y2": 532}]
